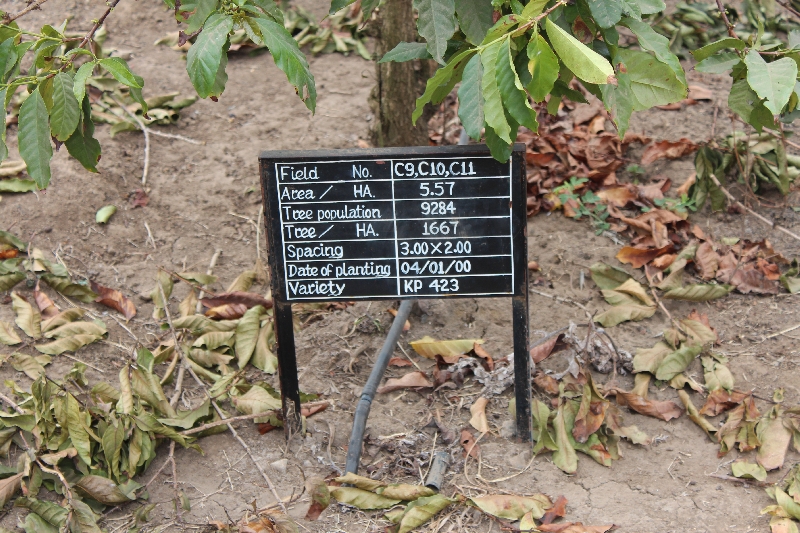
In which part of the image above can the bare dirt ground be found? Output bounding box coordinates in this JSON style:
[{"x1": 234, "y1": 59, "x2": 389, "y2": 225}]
[{"x1": 2, "y1": 1, "x2": 800, "y2": 532}]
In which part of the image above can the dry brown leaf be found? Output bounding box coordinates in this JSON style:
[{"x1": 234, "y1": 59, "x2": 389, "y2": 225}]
[
  {"x1": 530, "y1": 333, "x2": 567, "y2": 363},
  {"x1": 130, "y1": 188, "x2": 149, "y2": 208},
  {"x1": 34, "y1": 288, "x2": 59, "y2": 319},
  {"x1": 528, "y1": 260, "x2": 541, "y2": 271},
  {"x1": 688, "y1": 84, "x2": 713, "y2": 100},
  {"x1": 616, "y1": 245, "x2": 674, "y2": 268},
  {"x1": 541, "y1": 495, "x2": 568, "y2": 524},
  {"x1": 651, "y1": 254, "x2": 676, "y2": 270},
  {"x1": 377, "y1": 371, "x2": 433, "y2": 394},
  {"x1": 597, "y1": 186, "x2": 637, "y2": 207},
  {"x1": 756, "y1": 258, "x2": 781, "y2": 281},
  {"x1": 641, "y1": 138, "x2": 698, "y2": 165},
  {"x1": 90, "y1": 281, "x2": 137, "y2": 321},
  {"x1": 409, "y1": 336, "x2": 483, "y2": 359},
  {"x1": 469, "y1": 397, "x2": 490, "y2": 434},
  {"x1": 472, "y1": 342, "x2": 494, "y2": 370},
  {"x1": 460, "y1": 429, "x2": 480, "y2": 459},
  {"x1": 700, "y1": 389, "x2": 749, "y2": 416},
  {"x1": 387, "y1": 308, "x2": 411, "y2": 331},
  {"x1": 538, "y1": 523, "x2": 615, "y2": 533},
  {"x1": 201, "y1": 291, "x2": 272, "y2": 310},
  {"x1": 676, "y1": 173, "x2": 697, "y2": 197},
  {"x1": 636, "y1": 178, "x2": 671, "y2": 201},
  {"x1": 695, "y1": 242, "x2": 720, "y2": 280},
  {"x1": 205, "y1": 303, "x2": 248, "y2": 320},
  {"x1": 717, "y1": 254, "x2": 779, "y2": 294},
  {"x1": 388, "y1": 357, "x2": 412, "y2": 367},
  {"x1": 608, "y1": 388, "x2": 684, "y2": 421},
  {"x1": 534, "y1": 371, "x2": 560, "y2": 395}
]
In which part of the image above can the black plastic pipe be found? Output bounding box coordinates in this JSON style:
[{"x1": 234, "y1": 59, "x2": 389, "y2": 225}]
[{"x1": 345, "y1": 299, "x2": 414, "y2": 474}]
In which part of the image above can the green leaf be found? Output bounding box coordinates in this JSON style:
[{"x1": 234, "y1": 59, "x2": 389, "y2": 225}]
[
  {"x1": 329, "y1": 0, "x2": 358, "y2": 14},
  {"x1": 727, "y1": 78, "x2": 775, "y2": 132},
  {"x1": 68, "y1": 499, "x2": 103, "y2": 533},
  {"x1": 691, "y1": 37, "x2": 745, "y2": 62},
  {"x1": 702, "y1": 356, "x2": 734, "y2": 392},
  {"x1": 232, "y1": 385, "x2": 282, "y2": 415},
  {"x1": 0, "y1": 178, "x2": 37, "y2": 193},
  {"x1": 10, "y1": 353, "x2": 50, "y2": 379},
  {"x1": 413, "y1": 49, "x2": 474, "y2": 124},
  {"x1": 587, "y1": 0, "x2": 623, "y2": 28},
  {"x1": 379, "y1": 42, "x2": 431, "y2": 63},
  {"x1": 0, "y1": 230, "x2": 26, "y2": 251},
  {"x1": 414, "y1": 0, "x2": 457, "y2": 64},
  {"x1": 158, "y1": 398, "x2": 211, "y2": 429},
  {"x1": 41, "y1": 274, "x2": 98, "y2": 303},
  {"x1": 95, "y1": 205, "x2": 116, "y2": 224},
  {"x1": 615, "y1": 49, "x2": 686, "y2": 110},
  {"x1": 36, "y1": 334, "x2": 101, "y2": 355},
  {"x1": 621, "y1": 17, "x2": 685, "y2": 85},
  {"x1": 73, "y1": 62, "x2": 95, "y2": 108},
  {"x1": 187, "y1": 0, "x2": 220, "y2": 33},
  {"x1": 397, "y1": 494, "x2": 453, "y2": 533},
  {"x1": 455, "y1": 0, "x2": 493, "y2": 45},
  {"x1": 521, "y1": 0, "x2": 548, "y2": 17},
  {"x1": 552, "y1": 402, "x2": 578, "y2": 473},
  {"x1": 235, "y1": 305, "x2": 264, "y2": 368},
  {"x1": 655, "y1": 343, "x2": 702, "y2": 381},
  {"x1": 470, "y1": 494, "x2": 551, "y2": 520},
  {"x1": 41, "y1": 307, "x2": 84, "y2": 332},
  {"x1": 65, "y1": 95, "x2": 101, "y2": 173},
  {"x1": 496, "y1": 39, "x2": 537, "y2": 132},
  {"x1": 662, "y1": 284, "x2": 732, "y2": 301},
  {"x1": 75, "y1": 475, "x2": 134, "y2": 505},
  {"x1": 11, "y1": 292, "x2": 41, "y2": 339},
  {"x1": 44, "y1": 320, "x2": 106, "y2": 339},
  {"x1": 636, "y1": 0, "x2": 664, "y2": 13},
  {"x1": 251, "y1": 17, "x2": 317, "y2": 111},
  {"x1": 0, "y1": 87, "x2": 6, "y2": 163},
  {"x1": 186, "y1": 13, "x2": 233, "y2": 98},
  {"x1": 695, "y1": 52, "x2": 741, "y2": 74},
  {"x1": 458, "y1": 54, "x2": 484, "y2": 140},
  {"x1": 66, "y1": 393, "x2": 93, "y2": 466},
  {"x1": 594, "y1": 303, "x2": 655, "y2": 327},
  {"x1": 329, "y1": 487, "x2": 401, "y2": 509},
  {"x1": 481, "y1": 40, "x2": 511, "y2": 142},
  {"x1": 744, "y1": 51, "x2": 797, "y2": 115},
  {"x1": 18, "y1": 88, "x2": 52, "y2": 189},
  {"x1": 21, "y1": 513, "x2": 58, "y2": 533},
  {"x1": 98, "y1": 57, "x2": 143, "y2": 89},
  {"x1": 16, "y1": 498, "x2": 68, "y2": 528},
  {"x1": 102, "y1": 422, "x2": 124, "y2": 481},
  {"x1": 49, "y1": 72, "x2": 80, "y2": 142},
  {"x1": 526, "y1": 35, "x2": 559, "y2": 103},
  {"x1": 251, "y1": 322, "x2": 277, "y2": 373},
  {"x1": 632, "y1": 341, "x2": 673, "y2": 374},
  {"x1": 546, "y1": 17, "x2": 615, "y2": 85},
  {"x1": 0, "y1": 321, "x2": 21, "y2": 346},
  {"x1": 600, "y1": 70, "x2": 633, "y2": 137},
  {"x1": 484, "y1": 123, "x2": 513, "y2": 162}
]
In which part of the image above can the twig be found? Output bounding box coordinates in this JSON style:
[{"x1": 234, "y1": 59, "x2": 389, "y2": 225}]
[
  {"x1": 62, "y1": 353, "x2": 105, "y2": 373},
  {"x1": 161, "y1": 268, "x2": 218, "y2": 297},
  {"x1": 650, "y1": 287, "x2": 685, "y2": 334},
  {"x1": 109, "y1": 95, "x2": 150, "y2": 185},
  {"x1": 709, "y1": 173, "x2": 800, "y2": 242},
  {"x1": 0, "y1": 392, "x2": 25, "y2": 414},
  {"x1": 144, "y1": 221, "x2": 157, "y2": 250},
  {"x1": 170, "y1": 441, "x2": 182, "y2": 522},
  {"x1": 196, "y1": 249, "x2": 222, "y2": 314},
  {"x1": 36, "y1": 461, "x2": 74, "y2": 501},
  {"x1": 146, "y1": 129, "x2": 204, "y2": 145},
  {"x1": 179, "y1": 412, "x2": 279, "y2": 435},
  {"x1": 157, "y1": 281, "x2": 287, "y2": 513},
  {"x1": 715, "y1": 0, "x2": 739, "y2": 38},
  {"x1": 765, "y1": 322, "x2": 800, "y2": 339},
  {"x1": 776, "y1": 0, "x2": 800, "y2": 20},
  {"x1": 707, "y1": 472, "x2": 772, "y2": 487},
  {"x1": 1, "y1": 0, "x2": 51, "y2": 23},
  {"x1": 529, "y1": 288, "x2": 592, "y2": 319}
]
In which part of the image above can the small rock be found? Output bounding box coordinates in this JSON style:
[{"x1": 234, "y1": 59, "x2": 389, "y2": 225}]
[
  {"x1": 499, "y1": 419, "x2": 516, "y2": 439},
  {"x1": 303, "y1": 460, "x2": 313, "y2": 468},
  {"x1": 139, "y1": 291, "x2": 152, "y2": 302},
  {"x1": 509, "y1": 450, "x2": 531, "y2": 470},
  {"x1": 270, "y1": 458, "x2": 288, "y2": 475},
  {"x1": 647, "y1": 487, "x2": 659, "y2": 495}
]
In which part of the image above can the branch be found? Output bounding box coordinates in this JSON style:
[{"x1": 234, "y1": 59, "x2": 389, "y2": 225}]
[
  {"x1": 776, "y1": 0, "x2": 800, "y2": 20},
  {"x1": 76, "y1": 0, "x2": 122, "y2": 52},
  {"x1": 1, "y1": 0, "x2": 51, "y2": 24},
  {"x1": 709, "y1": 173, "x2": 800, "y2": 242},
  {"x1": 715, "y1": 0, "x2": 739, "y2": 38}
]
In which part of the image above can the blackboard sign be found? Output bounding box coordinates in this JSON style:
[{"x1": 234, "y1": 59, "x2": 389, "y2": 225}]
[
  {"x1": 259, "y1": 145, "x2": 532, "y2": 444},
  {"x1": 260, "y1": 145, "x2": 528, "y2": 302}
]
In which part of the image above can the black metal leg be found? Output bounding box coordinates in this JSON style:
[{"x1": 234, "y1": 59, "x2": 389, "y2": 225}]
[
  {"x1": 273, "y1": 299, "x2": 302, "y2": 437},
  {"x1": 513, "y1": 294, "x2": 532, "y2": 442}
]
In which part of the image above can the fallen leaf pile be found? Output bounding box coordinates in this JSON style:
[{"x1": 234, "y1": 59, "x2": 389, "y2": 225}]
[
  {"x1": 157, "y1": 3, "x2": 371, "y2": 60},
  {"x1": 294, "y1": 472, "x2": 616, "y2": 532}
]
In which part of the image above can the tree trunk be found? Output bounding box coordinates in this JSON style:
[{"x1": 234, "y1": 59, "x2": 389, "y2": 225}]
[{"x1": 372, "y1": 0, "x2": 431, "y2": 147}]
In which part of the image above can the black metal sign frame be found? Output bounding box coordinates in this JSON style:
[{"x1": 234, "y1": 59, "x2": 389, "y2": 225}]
[{"x1": 260, "y1": 144, "x2": 531, "y2": 442}]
